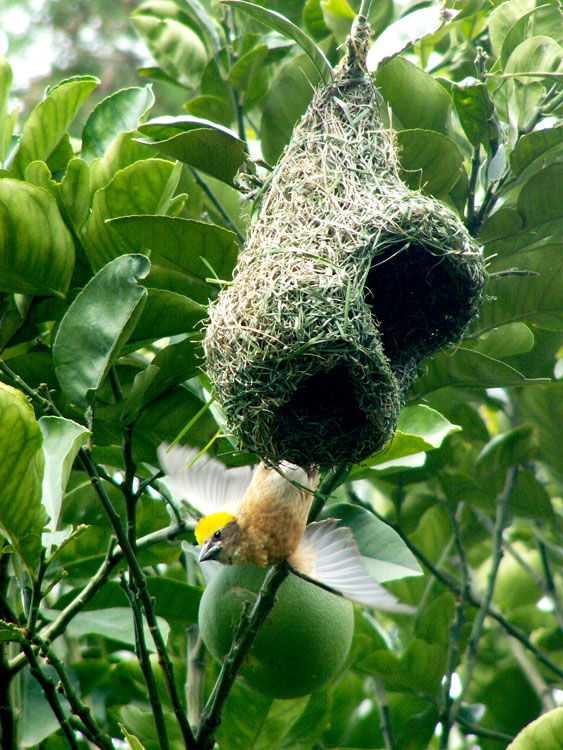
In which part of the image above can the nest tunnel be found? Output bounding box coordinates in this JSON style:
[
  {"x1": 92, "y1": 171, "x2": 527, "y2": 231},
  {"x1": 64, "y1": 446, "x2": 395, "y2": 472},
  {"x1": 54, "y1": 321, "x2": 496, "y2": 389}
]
[
  {"x1": 363, "y1": 240, "x2": 476, "y2": 366},
  {"x1": 270, "y1": 365, "x2": 373, "y2": 465}
]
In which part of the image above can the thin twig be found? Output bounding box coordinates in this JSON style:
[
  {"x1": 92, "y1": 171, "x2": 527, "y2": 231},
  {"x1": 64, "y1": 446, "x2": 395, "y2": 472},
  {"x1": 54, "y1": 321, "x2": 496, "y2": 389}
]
[
  {"x1": 33, "y1": 635, "x2": 113, "y2": 750},
  {"x1": 21, "y1": 643, "x2": 79, "y2": 750},
  {"x1": 448, "y1": 466, "x2": 518, "y2": 725},
  {"x1": 439, "y1": 502, "x2": 470, "y2": 749},
  {"x1": 188, "y1": 166, "x2": 245, "y2": 244},
  {"x1": 309, "y1": 462, "x2": 351, "y2": 521},
  {"x1": 366, "y1": 505, "x2": 563, "y2": 681},
  {"x1": 373, "y1": 677, "x2": 396, "y2": 750},
  {"x1": 120, "y1": 573, "x2": 170, "y2": 750},
  {"x1": 535, "y1": 530, "x2": 563, "y2": 632}
]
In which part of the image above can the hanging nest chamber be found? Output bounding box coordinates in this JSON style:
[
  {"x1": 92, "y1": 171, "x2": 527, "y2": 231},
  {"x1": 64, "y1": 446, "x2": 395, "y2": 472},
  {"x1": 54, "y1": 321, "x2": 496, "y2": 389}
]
[{"x1": 204, "y1": 19, "x2": 486, "y2": 468}]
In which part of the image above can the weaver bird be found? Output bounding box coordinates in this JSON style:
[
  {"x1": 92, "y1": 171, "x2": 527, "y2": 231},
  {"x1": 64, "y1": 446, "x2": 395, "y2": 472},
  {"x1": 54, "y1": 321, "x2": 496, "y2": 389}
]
[{"x1": 158, "y1": 443, "x2": 413, "y2": 611}]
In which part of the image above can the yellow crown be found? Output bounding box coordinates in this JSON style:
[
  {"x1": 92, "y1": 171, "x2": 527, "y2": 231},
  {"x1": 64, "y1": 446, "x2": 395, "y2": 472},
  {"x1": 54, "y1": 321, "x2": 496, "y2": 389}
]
[{"x1": 195, "y1": 512, "x2": 235, "y2": 545}]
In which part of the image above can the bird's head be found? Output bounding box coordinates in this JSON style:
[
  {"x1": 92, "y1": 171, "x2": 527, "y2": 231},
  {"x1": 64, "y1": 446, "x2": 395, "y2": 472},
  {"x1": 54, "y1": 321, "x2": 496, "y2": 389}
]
[{"x1": 195, "y1": 512, "x2": 241, "y2": 565}]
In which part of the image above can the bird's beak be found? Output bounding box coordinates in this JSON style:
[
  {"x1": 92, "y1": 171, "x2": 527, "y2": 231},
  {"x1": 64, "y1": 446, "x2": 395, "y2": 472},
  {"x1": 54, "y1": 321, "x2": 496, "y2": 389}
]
[{"x1": 199, "y1": 540, "x2": 221, "y2": 563}]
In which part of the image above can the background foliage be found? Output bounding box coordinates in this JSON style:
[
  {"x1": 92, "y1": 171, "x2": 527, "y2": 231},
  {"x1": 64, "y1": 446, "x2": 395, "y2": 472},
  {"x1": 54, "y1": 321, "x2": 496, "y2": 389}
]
[{"x1": 0, "y1": 0, "x2": 562, "y2": 749}]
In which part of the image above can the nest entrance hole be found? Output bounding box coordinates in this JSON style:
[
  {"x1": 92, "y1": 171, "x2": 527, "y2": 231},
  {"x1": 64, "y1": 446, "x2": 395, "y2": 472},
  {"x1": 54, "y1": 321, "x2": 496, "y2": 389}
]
[
  {"x1": 277, "y1": 364, "x2": 367, "y2": 442},
  {"x1": 364, "y1": 241, "x2": 466, "y2": 363}
]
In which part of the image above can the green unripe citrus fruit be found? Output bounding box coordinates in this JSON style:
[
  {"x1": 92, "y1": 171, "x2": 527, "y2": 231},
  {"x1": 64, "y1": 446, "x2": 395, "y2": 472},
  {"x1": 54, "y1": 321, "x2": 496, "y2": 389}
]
[{"x1": 198, "y1": 564, "x2": 354, "y2": 699}]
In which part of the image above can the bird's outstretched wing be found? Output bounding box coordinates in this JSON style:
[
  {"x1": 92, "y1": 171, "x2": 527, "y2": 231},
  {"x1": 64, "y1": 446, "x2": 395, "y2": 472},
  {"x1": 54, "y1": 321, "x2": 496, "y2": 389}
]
[
  {"x1": 290, "y1": 520, "x2": 415, "y2": 612},
  {"x1": 157, "y1": 443, "x2": 253, "y2": 516}
]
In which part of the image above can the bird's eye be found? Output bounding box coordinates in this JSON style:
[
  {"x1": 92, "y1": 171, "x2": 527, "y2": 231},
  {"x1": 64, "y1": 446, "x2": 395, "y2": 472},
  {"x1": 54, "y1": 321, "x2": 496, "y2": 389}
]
[{"x1": 213, "y1": 529, "x2": 222, "y2": 540}]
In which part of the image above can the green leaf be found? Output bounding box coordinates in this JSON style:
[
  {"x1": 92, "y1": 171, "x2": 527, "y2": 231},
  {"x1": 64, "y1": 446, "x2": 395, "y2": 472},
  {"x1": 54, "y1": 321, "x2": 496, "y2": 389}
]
[
  {"x1": 354, "y1": 405, "x2": 461, "y2": 474},
  {"x1": 89, "y1": 130, "x2": 156, "y2": 197},
  {"x1": 0, "y1": 179, "x2": 75, "y2": 298},
  {"x1": 320, "y1": 503, "x2": 422, "y2": 582},
  {"x1": 120, "y1": 724, "x2": 146, "y2": 750},
  {"x1": 466, "y1": 322, "x2": 535, "y2": 358},
  {"x1": 376, "y1": 56, "x2": 451, "y2": 134},
  {"x1": 82, "y1": 158, "x2": 180, "y2": 271},
  {"x1": 125, "y1": 288, "x2": 206, "y2": 351},
  {"x1": 0, "y1": 56, "x2": 17, "y2": 164},
  {"x1": 107, "y1": 214, "x2": 238, "y2": 283},
  {"x1": 228, "y1": 44, "x2": 269, "y2": 97},
  {"x1": 507, "y1": 706, "x2": 563, "y2": 750},
  {"x1": 518, "y1": 163, "x2": 563, "y2": 228},
  {"x1": 510, "y1": 125, "x2": 563, "y2": 176},
  {"x1": 59, "y1": 158, "x2": 90, "y2": 230},
  {"x1": 137, "y1": 116, "x2": 246, "y2": 185},
  {"x1": 11, "y1": 76, "x2": 99, "y2": 179},
  {"x1": 131, "y1": 1, "x2": 208, "y2": 84},
  {"x1": 367, "y1": 5, "x2": 457, "y2": 71},
  {"x1": 479, "y1": 244, "x2": 563, "y2": 331},
  {"x1": 358, "y1": 639, "x2": 445, "y2": 696},
  {"x1": 409, "y1": 348, "x2": 547, "y2": 400},
  {"x1": 144, "y1": 339, "x2": 201, "y2": 403},
  {"x1": 53, "y1": 255, "x2": 150, "y2": 407},
  {"x1": 452, "y1": 79, "x2": 498, "y2": 150},
  {"x1": 81, "y1": 85, "x2": 155, "y2": 163},
  {"x1": 475, "y1": 424, "x2": 537, "y2": 484},
  {"x1": 39, "y1": 416, "x2": 90, "y2": 531},
  {"x1": 303, "y1": 0, "x2": 331, "y2": 41},
  {"x1": 54, "y1": 577, "x2": 201, "y2": 625},
  {"x1": 415, "y1": 593, "x2": 456, "y2": 648},
  {"x1": 44, "y1": 606, "x2": 170, "y2": 650},
  {"x1": 216, "y1": 682, "x2": 310, "y2": 750},
  {"x1": 517, "y1": 382, "x2": 563, "y2": 484},
  {"x1": 503, "y1": 35, "x2": 563, "y2": 82},
  {"x1": 261, "y1": 50, "x2": 321, "y2": 163},
  {"x1": 0, "y1": 383, "x2": 45, "y2": 569},
  {"x1": 396, "y1": 129, "x2": 463, "y2": 197},
  {"x1": 488, "y1": 0, "x2": 535, "y2": 59},
  {"x1": 223, "y1": 1, "x2": 332, "y2": 84}
]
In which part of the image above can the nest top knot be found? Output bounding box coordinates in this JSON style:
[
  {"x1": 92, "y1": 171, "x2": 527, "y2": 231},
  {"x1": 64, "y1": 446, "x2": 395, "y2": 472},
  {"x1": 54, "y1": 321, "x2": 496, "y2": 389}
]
[{"x1": 204, "y1": 16, "x2": 486, "y2": 468}]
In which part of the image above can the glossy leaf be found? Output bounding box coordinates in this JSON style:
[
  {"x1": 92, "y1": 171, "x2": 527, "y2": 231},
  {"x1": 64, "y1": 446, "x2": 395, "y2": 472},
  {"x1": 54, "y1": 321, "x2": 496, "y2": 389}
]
[
  {"x1": 475, "y1": 424, "x2": 537, "y2": 483},
  {"x1": 359, "y1": 639, "x2": 445, "y2": 696},
  {"x1": 53, "y1": 255, "x2": 150, "y2": 406},
  {"x1": 107, "y1": 214, "x2": 238, "y2": 283},
  {"x1": 131, "y1": 2, "x2": 208, "y2": 84},
  {"x1": 517, "y1": 382, "x2": 563, "y2": 483},
  {"x1": 137, "y1": 116, "x2": 247, "y2": 185},
  {"x1": 409, "y1": 348, "x2": 547, "y2": 400},
  {"x1": 510, "y1": 125, "x2": 563, "y2": 175},
  {"x1": 376, "y1": 56, "x2": 451, "y2": 134},
  {"x1": 261, "y1": 50, "x2": 321, "y2": 163},
  {"x1": 59, "y1": 157, "x2": 90, "y2": 230},
  {"x1": 45, "y1": 606, "x2": 170, "y2": 649},
  {"x1": 143, "y1": 338, "x2": 201, "y2": 403},
  {"x1": 503, "y1": 35, "x2": 563, "y2": 81},
  {"x1": 125, "y1": 288, "x2": 206, "y2": 350},
  {"x1": 83, "y1": 158, "x2": 180, "y2": 270},
  {"x1": 320, "y1": 503, "x2": 422, "y2": 582},
  {"x1": 479, "y1": 244, "x2": 563, "y2": 331},
  {"x1": 453, "y1": 79, "x2": 498, "y2": 149},
  {"x1": 397, "y1": 129, "x2": 463, "y2": 197},
  {"x1": 223, "y1": 1, "x2": 332, "y2": 83},
  {"x1": 518, "y1": 163, "x2": 563, "y2": 228},
  {"x1": 0, "y1": 179, "x2": 74, "y2": 298},
  {"x1": 0, "y1": 383, "x2": 45, "y2": 569},
  {"x1": 488, "y1": 0, "x2": 535, "y2": 59},
  {"x1": 0, "y1": 56, "x2": 17, "y2": 163},
  {"x1": 367, "y1": 5, "x2": 457, "y2": 71},
  {"x1": 89, "y1": 130, "x2": 156, "y2": 197},
  {"x1": 39, "y1": 416, "x2": 90, "y2": 531},
  {"x1": 507, "y1": 706, "x2": 563, "y2": 750},
  {"x1": 81, "y1": 85, "x2": 155, "y2": 162},
  {"x1": 11, "y1": 76, "x2": 99, "y2": 179}
]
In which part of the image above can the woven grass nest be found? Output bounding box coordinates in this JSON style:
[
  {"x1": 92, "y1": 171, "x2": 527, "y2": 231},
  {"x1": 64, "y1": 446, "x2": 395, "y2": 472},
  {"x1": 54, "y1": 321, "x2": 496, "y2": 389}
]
[{"x1": 204, "y1": 20, "x2": 486, "y2": 468}]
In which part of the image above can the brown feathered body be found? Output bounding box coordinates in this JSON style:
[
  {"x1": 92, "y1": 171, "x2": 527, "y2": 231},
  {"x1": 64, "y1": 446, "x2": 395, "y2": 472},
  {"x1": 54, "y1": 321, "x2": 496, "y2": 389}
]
[{"x1": 230, "y1": 464, "x2": 316, "y2": 565}]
